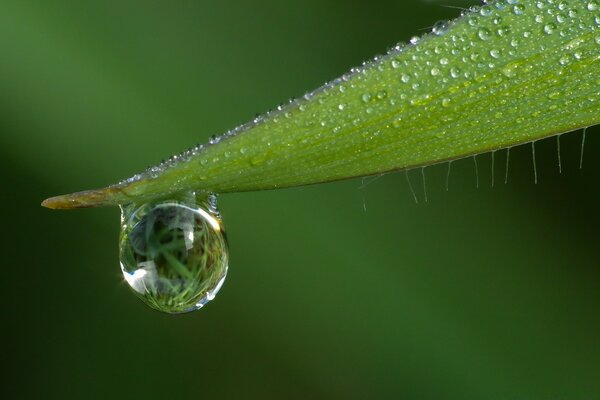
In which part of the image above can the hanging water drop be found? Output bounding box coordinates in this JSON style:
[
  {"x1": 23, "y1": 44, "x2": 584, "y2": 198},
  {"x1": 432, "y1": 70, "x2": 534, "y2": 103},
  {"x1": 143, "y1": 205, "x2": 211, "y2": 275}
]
[{"x1": 119, "y1": 193, "x2": 228, "y2": 313}]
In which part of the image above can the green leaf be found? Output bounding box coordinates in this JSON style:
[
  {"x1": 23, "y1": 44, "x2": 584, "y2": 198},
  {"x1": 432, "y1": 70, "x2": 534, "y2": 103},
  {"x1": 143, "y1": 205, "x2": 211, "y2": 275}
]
[{"x1": 42, "y1": 0, "x2": 600, "y2": 209}]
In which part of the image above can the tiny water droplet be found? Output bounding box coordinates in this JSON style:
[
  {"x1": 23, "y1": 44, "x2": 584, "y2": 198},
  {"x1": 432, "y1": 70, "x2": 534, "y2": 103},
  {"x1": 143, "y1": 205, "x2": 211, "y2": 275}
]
[
  {"x1": 588, "y1": 1, "x2": 599, "y2": 11},
  {"x1": 513, "y1": 4, "x2": 525, "y2": 15},
  {"x1": 478, "y1": 28, "x2": 492, "y2": 40},
  {"x1": 376, "y1": 90, "x2": 388, "y2": 100},
  {"x1": 432, "y1": 20, "x2": 448, "y2": 36},
  {"x1": 119, "y1": 194, "x2": 228, "y2": 313},
  {"x1": 544, "y1": 23, "x2": 556, "y2": 34},
  {"x1": 480, "y1": 7, "x2": 492, "y2": 17},
  {"x1": 391, "y1": 118, "x2": 403, "y2": 128}
]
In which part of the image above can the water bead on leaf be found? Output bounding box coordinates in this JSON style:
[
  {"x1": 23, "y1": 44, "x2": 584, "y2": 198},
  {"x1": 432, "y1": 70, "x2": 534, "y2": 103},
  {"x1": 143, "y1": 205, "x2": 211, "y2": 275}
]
[{"x1": 119, "y1": 194, "x2": 228, "y2": 313}]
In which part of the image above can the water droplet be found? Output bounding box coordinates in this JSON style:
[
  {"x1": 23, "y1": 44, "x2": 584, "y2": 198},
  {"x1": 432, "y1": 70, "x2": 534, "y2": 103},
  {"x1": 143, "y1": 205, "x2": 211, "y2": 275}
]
[
  {"x1": 480, "y1": 7, "x2": 492, "y2": 17},
  {"x1": 430, "y1": 67, "x2": 441, "y2": 76},
  {"x1": 338, "y1": 103, "x2": 346, "y2": 111},
  {"x1": 376, "y1": 90, "x2": 388, "y2": 100},
  {"x1": 490, "y1": 49, "x2": 501, "y2": 58},
  {"x1": 502, "y1": 62, "x2": 518, "y2": 77},
  {"x1": 391, "y1": 118, "x2": 403, "y2": 128},
  {"x1": 513, "y1": 4, "x2": 525, "y2": 15},
  {"x1": 478, "y1": 28, "x2": 492, "y2": 40},
  {"x1": 361, "y1": 93, "x2": 372, "y2": 102},
  {"x1": 588, "y1": 1, "x2": 599, "y2": 11},
  {"x1": 544, "y1": 23, "x2": 556, "y2": 34},
  {"x1": 450, "y1": 67, "x2": 461, "y2": 78},
  {"x1": 441, "y1": 98, "x2": 451, "y2": 107},
  {"x1": 119, "y1": 195, "x2": 228, "y2": 313},
  {"x1": 432, "y1": 20, "x2": 448, "y2": 36}
]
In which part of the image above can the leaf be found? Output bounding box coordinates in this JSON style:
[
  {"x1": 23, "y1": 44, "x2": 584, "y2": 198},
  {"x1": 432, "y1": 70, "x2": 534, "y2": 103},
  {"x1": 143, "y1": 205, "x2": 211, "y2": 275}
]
[{"x1": 42, "y1": 0, "x2": 600, "y2": 209}]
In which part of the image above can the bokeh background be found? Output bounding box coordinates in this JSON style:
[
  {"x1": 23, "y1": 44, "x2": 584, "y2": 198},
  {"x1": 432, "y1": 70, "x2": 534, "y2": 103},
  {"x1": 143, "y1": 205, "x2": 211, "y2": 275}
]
[{"x1": 2, "y1": 0, "x2": 599, "y2": 398}]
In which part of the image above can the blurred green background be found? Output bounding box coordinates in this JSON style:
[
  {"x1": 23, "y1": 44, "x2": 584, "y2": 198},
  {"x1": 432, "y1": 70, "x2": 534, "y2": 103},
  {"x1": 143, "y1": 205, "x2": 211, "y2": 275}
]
[{"x1": 2, "y1": 0, "x2": 599, "y2": 398}]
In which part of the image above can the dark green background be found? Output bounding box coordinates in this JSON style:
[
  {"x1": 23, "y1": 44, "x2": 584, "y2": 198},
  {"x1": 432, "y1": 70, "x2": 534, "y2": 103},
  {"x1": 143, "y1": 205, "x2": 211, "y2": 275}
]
[{"x1": 2, "y1": 0, "x2": 599, "y2": 398}]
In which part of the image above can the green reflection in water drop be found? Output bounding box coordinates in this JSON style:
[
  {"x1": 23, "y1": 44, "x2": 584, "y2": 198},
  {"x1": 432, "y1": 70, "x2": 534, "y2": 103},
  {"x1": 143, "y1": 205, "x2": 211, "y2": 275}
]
[{"x1": 119, "y1": 193, "x2": 228, "y2": 313}]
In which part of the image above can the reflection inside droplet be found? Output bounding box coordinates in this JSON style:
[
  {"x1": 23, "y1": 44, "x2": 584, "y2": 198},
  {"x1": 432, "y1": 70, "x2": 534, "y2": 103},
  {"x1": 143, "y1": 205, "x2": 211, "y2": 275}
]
[{"x1": 119, "y1": 193, "x2": 228, "y2": 313}]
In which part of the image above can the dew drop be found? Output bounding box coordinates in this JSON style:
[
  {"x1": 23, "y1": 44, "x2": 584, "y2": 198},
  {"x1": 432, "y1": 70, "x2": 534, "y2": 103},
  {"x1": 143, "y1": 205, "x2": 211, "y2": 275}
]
[
  {"x1": 480, "y1": 7, "x2": 492, "y2": 17},
  {"x1": 502, "y1": 62, "x2": 518, "y2": 77},
  {"x1": 478, "y1": 28, "x2": 492, "y2": 40},
  {"x1": 544, "y1": 23, "x2": 556, "y2": 34},
  {"x1": 467, "y1": 16, "x2": 479, "y2": 26},
  {"x1": 432, "y1": 20, "x2": 448, "y2": 36},
  {"x1": 588, "y1": 1, "x2": 599, "y2": 11},
  {"x1": 513, "y1": 4, "x2": 525, "y2": 15},
  {"x1": 119, "y1": 194, "x2": 228, "y2": 313}
]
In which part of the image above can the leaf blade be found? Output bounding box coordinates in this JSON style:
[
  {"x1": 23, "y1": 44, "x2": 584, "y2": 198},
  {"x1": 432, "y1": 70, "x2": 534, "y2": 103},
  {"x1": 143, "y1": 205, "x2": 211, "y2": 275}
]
[{"x1": 43, "y1": 0, "x2": 600, "y2": 208}]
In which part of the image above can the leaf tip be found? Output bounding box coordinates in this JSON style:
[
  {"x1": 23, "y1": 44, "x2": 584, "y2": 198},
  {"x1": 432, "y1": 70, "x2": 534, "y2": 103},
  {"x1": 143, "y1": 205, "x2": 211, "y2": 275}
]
[{"x1": 41, "y1": 186, "x2": 126, "y2": 209}]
